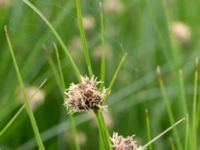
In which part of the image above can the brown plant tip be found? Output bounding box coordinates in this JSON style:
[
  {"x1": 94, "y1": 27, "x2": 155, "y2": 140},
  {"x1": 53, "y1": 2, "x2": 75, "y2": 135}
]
[
  {"x1": 64, "y1": 76, "x2": 106, "y2": 113},
  {"x1": 111, "y1": 132, "x2": 144, "y2": 150}
]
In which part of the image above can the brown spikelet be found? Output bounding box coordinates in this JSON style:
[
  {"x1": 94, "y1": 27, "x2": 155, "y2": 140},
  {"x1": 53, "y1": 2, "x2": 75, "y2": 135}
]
[
  {"x1": 64, "y1": 76, "x2": 106, "y2": 113},
  {"x1": 111, "y1": 132, "x2": 144, "y2": 150}
]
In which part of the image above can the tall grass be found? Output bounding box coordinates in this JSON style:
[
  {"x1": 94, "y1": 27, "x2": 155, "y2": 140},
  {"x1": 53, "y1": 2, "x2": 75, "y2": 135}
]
[{"x1": 0, "y1": 0, "x2": 200, "y2": 149}]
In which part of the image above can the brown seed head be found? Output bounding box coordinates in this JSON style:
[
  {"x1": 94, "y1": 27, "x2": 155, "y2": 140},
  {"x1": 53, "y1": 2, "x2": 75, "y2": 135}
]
[
  {"x1": 111, "y1": 132, "x2": 144, "y2": 150},
  {"x1": 64, "y1": 76, "x2": 106, "y2": 113}
]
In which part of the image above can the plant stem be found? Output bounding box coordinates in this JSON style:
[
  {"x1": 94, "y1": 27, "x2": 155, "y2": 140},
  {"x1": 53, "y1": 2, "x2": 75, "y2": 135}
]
[
  {"x1": 54, "y1": 44, "x2": 81, "y2": 150},
  {"x1": 145, "y1": 109, "x2": 153, "y2": 150},
  {"x1": 157, "y1": 66, "x2": 183, "y2": 150},
  {"x1": 75, "y1": 0, "x2": 93, "y2": 77},
  {"x1": 143, "y1": 117, "x2": 185, "y2": 149},
  {"x1": 0, "y1": 79, "x2": 46, "y2": 137},
  {"x1": 99, "y1": 1, "x2": 105, "y2": 89},
  {"x1": 5, "y1": 26, "x2": 45, "y2": 150},
  {"x1": 192, "y1": 58, "x2": 198, "y2": 150},
  {"x1": 101, "y1": 53, "x2": 127, "y2": 104},
  {"x1": 23, "y1": 0, "x2": 81, "y2": 81},
  {"x1": 95, "y1": 110, "x2": 112, "y2": 150}
]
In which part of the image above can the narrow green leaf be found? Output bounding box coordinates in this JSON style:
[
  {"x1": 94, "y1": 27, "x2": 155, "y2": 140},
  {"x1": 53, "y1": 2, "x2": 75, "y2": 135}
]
[{"x1": 4, "y1": 26, "x2": 45, "y2": 150}]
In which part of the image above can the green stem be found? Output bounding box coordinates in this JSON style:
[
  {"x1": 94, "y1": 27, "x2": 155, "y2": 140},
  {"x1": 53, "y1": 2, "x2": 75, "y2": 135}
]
[
  {"x1": 5, "y1": 26, "x2": 45, "y2": 150},
  {"x1": 143, "y1": 118, "x2": 185, "y2": 149},
  {"x1": 95, "y1": 110, "x2": 111, "y2": 150},
  {"x1": 75, "y1": 0, "x2": 93, "y2": 77},
  {"x1": 101, "y1": 53, "x2": 127, "y2": 104},
  {"x1": 185, "y1": 115, "x2": 189, "y2": 150},
  {"x1": 0, "y1": 105, "x2": 25, "y2": 137},
  {"x1": 157, "y1": 66, "x2": 183, "y2": 150},
  {"x1": 23, "y1": 0, "x2": 81, "y2": 81},
  {"x1": 99, "y1": 1, "x2": 105, "y2": 89},
  {"x1": 0, "y1": 79, "x2": 47, "y2": 137},
  {"x1": 192, "y1": 58, "x2": 198, "y2": 150},
  {"x1": 54, "y1": 44, "x2": 81, "y2": 150},
  {"x1": 145, "y1": 109, "x2": 153, "y2": 150}
]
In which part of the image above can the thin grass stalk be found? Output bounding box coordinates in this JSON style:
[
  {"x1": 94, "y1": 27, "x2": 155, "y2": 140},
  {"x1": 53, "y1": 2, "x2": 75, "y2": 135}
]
[
  {"x1": 23, "y1": 0, "x2": 81, "y2": 81},
  {"x1": 54, "y1": 43, "x2": 65, "y2": 90},
  {"x1": 178, "y1": 69, "x2": 188, "y2": 115},
  {"x1": 192, "y1": 58, "x2": 198, "y2": 150},
  {"x1": 97, "y1": 53, "x2": 127, "y2": 149},
  {"x1": 146, "y1": 0, "x2": 178, "y2": 87},
  {"x1": 99, "y1": 1, "x2": 105, "y2": 89},
  {"x1": 0, "y1": 79, "x2": 47, "y2": 137},
  {"x1": 145, "y1": 109, "x2": 153, "y2": 150},
  {"x1": 169, "y1": 138, "x2": 176, "y2": 150},
  {"x1": 157, "y1": 66, "x2": 183, "y2": 150},
  {"x1": 146, "y1": 0, "x2": 171, "y2": 64},
  {"x1": 143, "y1": 117, "x2": 185, "y2": 149},
  {"x1": 54, "y1": 44, "x2": 81, "y2": 150},
  {"x1": 43, "y1": 46, "x2": 63, "y2": 93},
  {"x1": 75, "y1": 0, "x2": 93, "y2": 77},
  {"x1": 0, "y1": 105, "x2": 25, "y2": 137},
  {"x1": 101, "y1": 53, "x2": 127, "y2": 104},
  {"x1": 185, "y1": 114, "x2": 189, "y2": 150},
  {"x1": 161, "y1": 0, "x2": 179, "y2": 67},
  {"x1": 4, "y1": 26, "x2": 45, "y2": 150},
  {"x1": 95, "y1": 111, "x2": 110, "y2": 150},
  {"x1": 99, "y1": 110, "x2": 112, "y2": 150}
]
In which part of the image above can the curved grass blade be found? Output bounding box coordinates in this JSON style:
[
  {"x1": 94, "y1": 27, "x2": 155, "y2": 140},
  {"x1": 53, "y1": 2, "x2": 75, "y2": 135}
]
[
  {"x1": 0, "y1": 79, "x2": 47, "y2": 137},
  {"x1": 143, "y1": 117, "x2": 185, "y2": 149},
  {"x1": 4, "y1": 26, "x2": 45, "y2": 150},
  {"x1": 23, "y1": 0, "x2": 81, "y2": 81}
]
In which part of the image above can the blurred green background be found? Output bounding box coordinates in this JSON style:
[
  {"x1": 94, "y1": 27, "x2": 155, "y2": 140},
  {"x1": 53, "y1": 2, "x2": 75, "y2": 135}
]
[{"x1": 0, "y1": 0, "x2": 200, "y2": 149}]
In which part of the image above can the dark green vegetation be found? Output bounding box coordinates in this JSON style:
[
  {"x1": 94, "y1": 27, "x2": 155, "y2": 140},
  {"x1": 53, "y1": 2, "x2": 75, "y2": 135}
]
[{"x1": 0, "y1": 0, "x2": 200, "y2": 149}]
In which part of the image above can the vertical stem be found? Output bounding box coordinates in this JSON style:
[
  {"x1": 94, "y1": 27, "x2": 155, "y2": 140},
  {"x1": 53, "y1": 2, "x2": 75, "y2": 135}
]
[
  {"x1": 157, "y1": 66, "x2": 183, "y2": 150},
  {"x1": 75, "y1": 0, "x2": 93, "y2": 77},
  {"x1": 4, "y1": 26, "x2": 45, "y2": 150},
  {"x1": 95, "y1": 110, "x2": 112, "y2": 150},
  {"x1": 99, "y1": 1, "x2": 105, "y2": 89},
  {"x1": 192, "y1": 58, "x2": 198, "y2": 150},
  {"x1": 184, "y1": 114, "x2": 189, "y2": 150},
  {"x1": 145, "y1": 109, "x2": 153, "y2": 150},
  {"x1": 178, "y1": 69, "x2": 188, "y2": 114},
  {"x1": 54, "y1": 44, "x2": 81, "y2": 150}
]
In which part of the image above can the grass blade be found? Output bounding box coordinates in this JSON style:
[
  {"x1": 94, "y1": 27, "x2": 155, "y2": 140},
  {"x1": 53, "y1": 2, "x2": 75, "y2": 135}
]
[
  {"x1": 23, "y1": 0, "x2": 81, "y2": 81},
  {"x1": 192, "y1": 58, "x2": 198, "y2": 150},
  {"x1": 75, "y1": 0, "x2": 93, "y2": 77},
  {"x1": 143, "y1": 117, "x2": 185, "y2": 148},
  {"x1": 157, "y1": 66, "x2": 182, "y2": 149},
  {"x1": 185, "y1": 115, "x2": 189, "y2": 150},
  {"x1": 54, "y1": 44, "x2": 81, "y2": 150},
  {"x1": 0, "y1": 79, "x2": 47, "y2": 137},
  {"x1": 145, "y1": 109, "x2": 153, "y2": 150},
  {"x1": 101, "y1": 53, "x2": 127, "y2": 104},
  {"x1": 4, "y1": 26, "x2": 45, "y2": 150},
  {"x1": 99, "y1": 1, "x2": 105, "y2": 89},
  {"x1": 0, "y1": 105, "x2": 25, "y2": 137}
]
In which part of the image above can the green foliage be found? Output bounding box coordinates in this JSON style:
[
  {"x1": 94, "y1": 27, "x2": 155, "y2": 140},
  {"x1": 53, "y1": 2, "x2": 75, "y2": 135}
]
[{"x1": 0, "y1": 0, "x2": 200, "y2": 149}]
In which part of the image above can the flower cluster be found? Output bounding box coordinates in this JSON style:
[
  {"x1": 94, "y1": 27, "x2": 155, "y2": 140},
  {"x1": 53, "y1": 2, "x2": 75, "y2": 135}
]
[
  {"x1": 111, "y1": 132, "x2": 144, "y2": 150},
  {"x1": 64, "y1": 76, "x2": 106, "y2": 113}
]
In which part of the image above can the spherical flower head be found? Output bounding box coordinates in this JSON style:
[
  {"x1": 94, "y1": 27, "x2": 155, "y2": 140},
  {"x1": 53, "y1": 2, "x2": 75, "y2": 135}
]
[
  {"x1": 111, "y1": 132, "x2": 144, "y2": 150},
  {"x1": 64, "y1": 76, "x2": 106, "y2": 113}
]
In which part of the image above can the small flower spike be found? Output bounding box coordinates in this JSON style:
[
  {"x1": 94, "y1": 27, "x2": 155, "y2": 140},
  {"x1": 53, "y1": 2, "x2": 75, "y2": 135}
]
[
  {"x1": 111, "y1": 132, "x2": 144, "y2": 150},
  {"x1": 64, "y1": 76, "x2": 106, "y2": 113}
]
